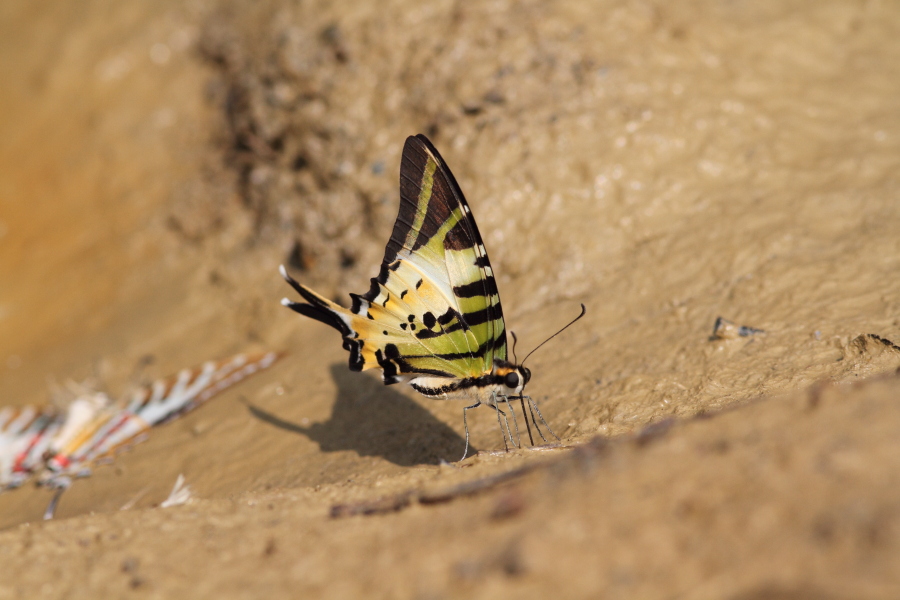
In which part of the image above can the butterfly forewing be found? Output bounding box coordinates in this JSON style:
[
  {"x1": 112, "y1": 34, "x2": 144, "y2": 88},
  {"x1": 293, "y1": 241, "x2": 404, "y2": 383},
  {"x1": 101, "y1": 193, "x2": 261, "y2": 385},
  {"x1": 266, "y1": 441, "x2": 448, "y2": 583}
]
[{"x1": 342, "y1": 135, "x2": 506, "y2": 382}]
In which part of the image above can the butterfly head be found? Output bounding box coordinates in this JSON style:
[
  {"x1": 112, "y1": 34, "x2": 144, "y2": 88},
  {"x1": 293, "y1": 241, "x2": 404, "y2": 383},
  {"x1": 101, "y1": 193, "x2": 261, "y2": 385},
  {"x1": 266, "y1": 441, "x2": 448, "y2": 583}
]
[{"x1": 494, "y1": 360, "x2": 531, "y2": 396}]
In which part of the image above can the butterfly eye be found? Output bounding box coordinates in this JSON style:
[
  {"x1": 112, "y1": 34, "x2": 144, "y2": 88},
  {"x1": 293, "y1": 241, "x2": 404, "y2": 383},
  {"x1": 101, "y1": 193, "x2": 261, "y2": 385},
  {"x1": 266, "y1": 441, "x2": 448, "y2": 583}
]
[{"x1": 504, "y1": 372, "x2": 520, "y2": 389}]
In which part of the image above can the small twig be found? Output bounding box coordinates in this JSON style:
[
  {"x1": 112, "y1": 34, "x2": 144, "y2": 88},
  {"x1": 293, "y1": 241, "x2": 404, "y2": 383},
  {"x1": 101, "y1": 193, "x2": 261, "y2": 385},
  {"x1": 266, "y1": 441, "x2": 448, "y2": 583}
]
[
  {"x1": 330, "y1": 460, "x2": 553, "y2": 518},
  {"x1": 120, "y1": 487, "x2": 150, "y2": 511},
  {"x1": 418, "y1": 463, "x2": 541, "y2": 505},
  {"x1": 330, "y1": 491, "x2": 414, "y2": 518}
]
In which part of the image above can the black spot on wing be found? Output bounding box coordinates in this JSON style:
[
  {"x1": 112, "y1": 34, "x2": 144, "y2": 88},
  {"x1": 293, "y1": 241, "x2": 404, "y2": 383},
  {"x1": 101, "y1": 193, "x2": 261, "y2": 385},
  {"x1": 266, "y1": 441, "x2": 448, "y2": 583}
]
[
  {"x1": 415, "y1": 328, "x2": 441, "y2": 339},
  {"x1": 344, "y1": 338, "x2": 365, "y2": 371},
  {"x1": 416, "y1": 307, "x2": 469, "y2": 340},
  {"x1": 375, "y1": 346, "x2": 399, "y2": 381},
  {"x1": 415, "y1": 308, "x2": 452, "y2": 340},
  {"x1": 376, "y1": 342, "x2": 455, "y2": 382},
  {"x1": 354, "y1": 271, "x2": 386, "y2": 312},
  {"x1": 415, "y1": 306, "x2": 467, "y2": 340},
  {"x1": 437, "y1": 307, "x2": 459, "y2": 326}
]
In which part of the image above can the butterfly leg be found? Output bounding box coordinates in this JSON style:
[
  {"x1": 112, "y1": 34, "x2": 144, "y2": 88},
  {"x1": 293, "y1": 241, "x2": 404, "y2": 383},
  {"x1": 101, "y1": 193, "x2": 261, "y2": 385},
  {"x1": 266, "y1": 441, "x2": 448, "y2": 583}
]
[
  {"x1": 492, "y1": 393, "x2": 520, "y2": 451},
  {"x1": 503, "y1": 396, "x2": 522, "y2": 449},
  {"x1": 43, "y1": 477, "x2": 71, "y2": 520},
  {"x1": 492, "y1": 403, "x2": 510, "y2": 452},
  {"x1": 524, "y1": 395, "x2": 561, "y2": 443},
  {"x1": 517, "y1": 396, "x2": 535, "y2": 446},
  {"x1": 525, "y1": 398, "x2": 548, "y2": 443},
  {"x1": 461, "y1": 402, "x2": 481, "y2": 461}
]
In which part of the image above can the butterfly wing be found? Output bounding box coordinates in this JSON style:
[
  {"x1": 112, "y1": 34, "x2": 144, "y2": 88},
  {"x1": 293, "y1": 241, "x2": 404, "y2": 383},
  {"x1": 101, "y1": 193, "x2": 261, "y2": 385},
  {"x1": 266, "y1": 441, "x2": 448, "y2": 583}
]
[
  {"x1": 0, "y1": 406, "x2": 61, "y2": 491},
  {"x1": 41, "y1": 352, "x2": 282, "y2": 479},
  {"x1": 282, "y1": 134, "x2": 507, "y2": 384}
]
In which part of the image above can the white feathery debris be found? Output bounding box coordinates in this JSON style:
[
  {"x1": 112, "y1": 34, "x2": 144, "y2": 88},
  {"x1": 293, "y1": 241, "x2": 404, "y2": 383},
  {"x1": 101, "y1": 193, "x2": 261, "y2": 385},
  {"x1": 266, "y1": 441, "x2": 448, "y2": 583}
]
[{"x1": 160, "y1": 474, "x2": 193, "y2": 508}]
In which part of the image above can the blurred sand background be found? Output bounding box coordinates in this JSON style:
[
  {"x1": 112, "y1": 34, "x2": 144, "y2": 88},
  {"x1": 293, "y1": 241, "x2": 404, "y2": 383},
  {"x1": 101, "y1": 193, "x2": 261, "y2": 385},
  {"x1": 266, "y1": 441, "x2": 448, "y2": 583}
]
[{"x1": 1, "y1": 1, "x2": 900, "y2": 597}]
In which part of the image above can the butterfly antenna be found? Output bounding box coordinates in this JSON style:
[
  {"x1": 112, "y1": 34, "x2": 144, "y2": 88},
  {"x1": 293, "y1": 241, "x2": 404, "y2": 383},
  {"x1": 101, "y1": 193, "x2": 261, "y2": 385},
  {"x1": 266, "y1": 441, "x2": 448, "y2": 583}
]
[
  {"x1": 510, "y1": 332, "x2": 519, "y2": 364},
  {"x1": 521, "y1": 304, "x2": 587, "y2": 367}
]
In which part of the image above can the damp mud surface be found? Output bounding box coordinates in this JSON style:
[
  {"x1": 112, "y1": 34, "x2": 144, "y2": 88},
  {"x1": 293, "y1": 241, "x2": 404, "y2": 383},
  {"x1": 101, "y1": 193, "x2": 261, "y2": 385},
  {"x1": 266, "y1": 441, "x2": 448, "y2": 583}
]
[{"x1": 2, "y1": 1, "x2": 900, "y2": 598}]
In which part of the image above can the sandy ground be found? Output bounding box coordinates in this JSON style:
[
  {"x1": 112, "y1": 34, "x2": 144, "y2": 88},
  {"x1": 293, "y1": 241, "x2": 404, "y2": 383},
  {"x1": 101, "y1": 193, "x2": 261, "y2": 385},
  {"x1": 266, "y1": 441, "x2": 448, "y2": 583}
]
[{"x1": 2, "y1": 0, "x2": 900, "y2": 597}]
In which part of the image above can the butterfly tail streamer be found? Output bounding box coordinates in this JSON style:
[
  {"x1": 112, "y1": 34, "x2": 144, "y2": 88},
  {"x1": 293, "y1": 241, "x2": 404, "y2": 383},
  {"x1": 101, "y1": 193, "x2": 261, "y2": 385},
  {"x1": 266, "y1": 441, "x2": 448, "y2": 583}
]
[
  {"x1": 280, "y1": 265, "x2": 375, "y2": 374},
  {"x1": 279, "y1": 265, "x2": 350, "y2": 332}
]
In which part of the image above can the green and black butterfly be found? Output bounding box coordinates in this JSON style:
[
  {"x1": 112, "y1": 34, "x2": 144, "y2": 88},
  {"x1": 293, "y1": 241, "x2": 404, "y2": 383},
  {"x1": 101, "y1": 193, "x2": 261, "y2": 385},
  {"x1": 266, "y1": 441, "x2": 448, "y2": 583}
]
[{"x1": 280, "y1": 134, "x2": 583, "y2": 459}]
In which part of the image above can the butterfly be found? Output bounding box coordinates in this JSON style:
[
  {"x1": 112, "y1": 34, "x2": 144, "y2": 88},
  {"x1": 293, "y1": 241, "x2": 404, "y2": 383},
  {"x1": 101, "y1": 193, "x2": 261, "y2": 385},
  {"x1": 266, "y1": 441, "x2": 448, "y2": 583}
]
[
  {"x1": 1, "y1": 351, "x2": 280, "y2": 518},
  {"x1": 281, "y1": 134, "x2": 582, "y2": 459}
]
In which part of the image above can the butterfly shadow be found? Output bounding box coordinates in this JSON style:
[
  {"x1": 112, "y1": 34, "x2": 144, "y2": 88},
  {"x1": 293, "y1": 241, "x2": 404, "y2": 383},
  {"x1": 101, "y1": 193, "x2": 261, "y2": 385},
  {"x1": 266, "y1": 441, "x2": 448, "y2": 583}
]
[{"x1": 247, "y1": 364, "x2": 473, "y2": 466}]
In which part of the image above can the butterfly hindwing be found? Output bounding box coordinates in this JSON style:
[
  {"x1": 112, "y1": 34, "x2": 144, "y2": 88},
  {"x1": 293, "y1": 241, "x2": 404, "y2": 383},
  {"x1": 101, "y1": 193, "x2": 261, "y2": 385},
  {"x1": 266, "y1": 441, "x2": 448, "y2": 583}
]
[{"x1": 282, "y1": 134, "x2": 507, "y2": 385}]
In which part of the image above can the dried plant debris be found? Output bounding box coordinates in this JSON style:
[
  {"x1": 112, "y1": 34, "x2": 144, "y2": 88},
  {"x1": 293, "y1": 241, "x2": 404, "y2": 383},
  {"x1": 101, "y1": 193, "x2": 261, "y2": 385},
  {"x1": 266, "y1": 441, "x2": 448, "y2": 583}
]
[
  {"x1": 160, "y1": 474, "x2": 194, "y2": 508},
  {"x1": 710, "y1": 317, "x2": 765, "y2": 341},
  {"x1": 1, "y1": 352, "x2": 280, "y2": 519}
]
